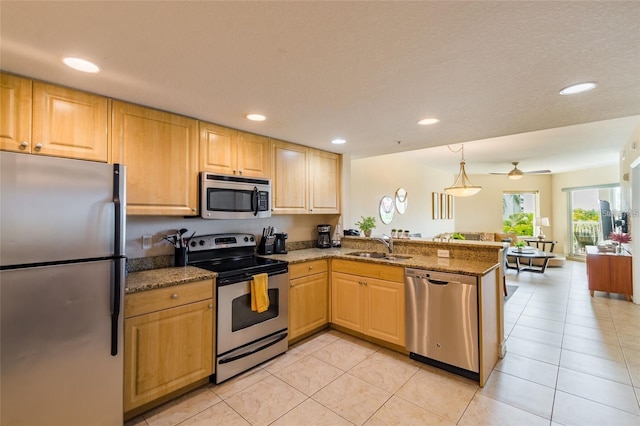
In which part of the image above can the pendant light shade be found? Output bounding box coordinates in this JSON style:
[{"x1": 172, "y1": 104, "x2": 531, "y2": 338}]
[{"x1": 444, "y1": 145, "x2": 482, "y2": 197}]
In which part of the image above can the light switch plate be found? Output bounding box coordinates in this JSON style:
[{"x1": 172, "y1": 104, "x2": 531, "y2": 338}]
[
  {"x1": 437, "y1": 249, "x2": 450, "y2": 258},
  {"x1": 142, "y1": 235, "x2": 152, "y2": 250}
]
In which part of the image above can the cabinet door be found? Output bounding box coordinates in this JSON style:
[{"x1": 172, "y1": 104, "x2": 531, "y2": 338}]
[
  {"x1": 32, "y1": 82, "x2": 108, "y2": 162},
  {"x1": 124, "y1": 299, "x2": 213, "y2": 412},
  {"x1": 271, "y1": 139, "x2": 308, "y2": 213},
  {"x1": 363, "y1": 278, "x2": 405, "y2": 346},
  {"x1": 199, "y1": 122, "x2": 238, "y2": 175},
  {"x1": 331, "y1": 272, "x2": 364, "y2": 332},
  {"x1": 237, "y1": 131, "x2": 271, "y2": 178},
  {"x1": 609, "y1": 255, "x2": 632, "y2": 296},
  {"x1": 0, "y1": 73, "x2": 32, "y2": 153},
  {"x1": 112, "y1": 101, "x2": 198, "y2": 215},
  {"x1": 289, "y1": 271, "x2": 329, "y2": 340},
  {"x1": 309, "y1": 149, "x2": 341, "y2": 214}
]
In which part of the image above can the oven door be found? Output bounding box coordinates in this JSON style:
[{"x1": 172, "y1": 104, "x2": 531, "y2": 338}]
[{"x1": 216, "y1": 270, "x2": 288, "y2": 355}]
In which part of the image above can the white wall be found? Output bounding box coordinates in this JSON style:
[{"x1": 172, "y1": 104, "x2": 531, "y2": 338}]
[
  {"x1": 454, "y1": 174, "x2": 553, "y2": 237},
  {"x1": 349, "y1": 154, "x2": 455, "y2": 238},
  {"x1": 126, "y1": 214, "x2": 340, "y2": 259}
]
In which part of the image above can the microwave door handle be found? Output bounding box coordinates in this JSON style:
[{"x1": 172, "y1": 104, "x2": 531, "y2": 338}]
[{"x1": 252, "y1": 187, "x2": 259, "y2": 216}]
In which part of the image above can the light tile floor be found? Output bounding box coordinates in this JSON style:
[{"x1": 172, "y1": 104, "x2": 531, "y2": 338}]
[{"x1": 127, "y1": 260, "x2": 640, "y2": 425}]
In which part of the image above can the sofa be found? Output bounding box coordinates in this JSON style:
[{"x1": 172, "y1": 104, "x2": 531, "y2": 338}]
[{"x1": 454, "y1": 232, "x2": 566, "y2": 268}]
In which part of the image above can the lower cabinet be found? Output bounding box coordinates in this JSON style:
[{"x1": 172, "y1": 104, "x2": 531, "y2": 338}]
[
  {"x1": 124, "y1": 280, "x2": 214, "y2": 414},
  {"x1": 288, "y1": 259, "x2": 329, "y2": 341},
  {"x1": 331, "y1": 260, "x2": 405, "y2": 347},
  {"x1": 586, "y1": 246, "x2": 632, "y2": 301}
]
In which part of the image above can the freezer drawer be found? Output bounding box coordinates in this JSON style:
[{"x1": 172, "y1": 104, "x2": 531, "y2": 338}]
[
  {"x1": 0, "y1": 260, "x2": 123, "y2": 426},
  {"x1": 405, "y1": 268, "x2": 479, "y2": 374}
]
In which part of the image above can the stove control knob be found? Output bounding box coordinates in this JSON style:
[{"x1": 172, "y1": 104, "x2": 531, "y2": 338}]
[
  {"x1": 250, "y1": 236, "x2": 255, "y2": 242},
  {"x1": 244, "y1": 236, "x2": 249, "y2": 242},
  {"x1": 199, "y1": 240, "x2": 205, "y2": 246},
  {"x1": 190, "y1": 241, "x2": 197, "y2": 248}
]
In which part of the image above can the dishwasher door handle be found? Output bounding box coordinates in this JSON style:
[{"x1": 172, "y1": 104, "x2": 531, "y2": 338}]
[{"x1": 426, "y1": 278, "x2": 450, "y2": 285}]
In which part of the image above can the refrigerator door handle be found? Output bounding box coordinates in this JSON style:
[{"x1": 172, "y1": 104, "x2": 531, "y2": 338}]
[
  {"x1": 111, "y1": 260, "x2": 122, "y2": 356},
  {"x1": 111, "y1": 164, "x2": 125, "y2": 356}
]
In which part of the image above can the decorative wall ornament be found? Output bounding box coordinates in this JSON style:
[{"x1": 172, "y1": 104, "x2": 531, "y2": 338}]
[
  {"x1": 432, "y1": 192, "x2": 439, "y2": 219},
  {"x1": 379, "y1": 195, "x2": 395, "y2": 224},
  {"x1": 395, "y1": 188, "x2": 408, "y2": 214}
]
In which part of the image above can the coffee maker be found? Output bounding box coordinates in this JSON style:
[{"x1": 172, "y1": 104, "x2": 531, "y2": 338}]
[
  {"x1": 317, "y1": 224, "x2": 332, "y2": 248},
  {"x1": 274, "y1": 232, "x2": 288, "y2": 254}
]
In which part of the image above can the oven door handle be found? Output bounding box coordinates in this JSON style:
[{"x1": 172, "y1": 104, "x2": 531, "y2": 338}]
[{"x1": 218, "y1": 332, "x2": 288, "y2": 364}]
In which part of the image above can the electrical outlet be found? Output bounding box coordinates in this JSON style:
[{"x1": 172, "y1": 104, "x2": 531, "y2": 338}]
[
  {"x1": 142, "y1": 235, "x2": 152, "y2": 250},
  {"x1": 437, "y1": 249, "x2": 450, "y2": 258}
]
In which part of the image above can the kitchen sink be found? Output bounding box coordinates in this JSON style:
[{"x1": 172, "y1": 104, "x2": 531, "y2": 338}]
[{"x1": 346, "y1": 251, "x2": 411, "y2": 261}]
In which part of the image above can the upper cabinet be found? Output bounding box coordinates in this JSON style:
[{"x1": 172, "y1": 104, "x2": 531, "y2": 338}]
[
  {"x1": 199, "y1": 122, "x2": 270, "y2": 178},
  {"x1": 271, "y1": 139, "x2": 341, "y2": 214},
  {"x1": 111, "y1": 101, "x2": 199, "y2": 216},
  {"x1": 1, "y1": 73, "x2": 109, "y2": 162}
]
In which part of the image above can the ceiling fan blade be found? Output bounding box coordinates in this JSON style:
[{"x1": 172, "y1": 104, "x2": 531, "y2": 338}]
[{"x1": 523, "y1": 169, "x2": 551, "y2": 174}]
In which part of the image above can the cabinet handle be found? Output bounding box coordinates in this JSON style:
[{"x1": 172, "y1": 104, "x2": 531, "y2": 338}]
[
  {"x1": 233, "y1": 169, "x2": 237, "y2": 174},
  {"x1": 35, "y1": 143, "x2": 43, "y2": 150},
  {"x1": 290, "y1": 284, "x2": 294, "y2": 287},
  {"x1": 308, "y1": 266, "x2": 313, "y2": 270},
  {"x1": 171, "y1": 293, "x2": 179, "y2": 299},
  {"x1": 208, "y1": 303, "x2": 213, "y2": 309},
  {"x1": 239, "y1": 170, "x2": 243, "y2": 175},
  {"x1": 20, "y1": 141, "x2": 29, "y2": 148}
]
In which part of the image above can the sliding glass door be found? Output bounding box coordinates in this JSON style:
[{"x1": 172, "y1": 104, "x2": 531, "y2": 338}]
[{"x1": 568, "y1": 185, "x2": 620, "y2": 257}]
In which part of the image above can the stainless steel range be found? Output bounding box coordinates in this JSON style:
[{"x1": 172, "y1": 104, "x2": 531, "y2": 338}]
[{"x1": 187, "y1": 233, "x2": 289, "y2": 384}]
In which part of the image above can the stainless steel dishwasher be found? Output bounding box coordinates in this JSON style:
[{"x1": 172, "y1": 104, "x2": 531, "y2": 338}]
[{"x1": 405, "y1": 268, "x2": 479, "y2": 379}]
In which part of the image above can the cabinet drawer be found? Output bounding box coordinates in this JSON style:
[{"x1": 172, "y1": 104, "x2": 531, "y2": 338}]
[
  {"x1": 125, "y1": 280, "x2": 213, "y2": 318},
  {"x1": 331, "y1": 259, "x2": 404, "y2": 283},
  {"x1": 289, "y1": 259, "x2": 328, "y2": 280}
]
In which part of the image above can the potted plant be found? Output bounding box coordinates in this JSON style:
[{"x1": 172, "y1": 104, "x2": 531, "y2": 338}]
[
  {"x1": 515, "y1": 241, "x2": 527, "y2": 252},
  {"x1": 451, "y1": 232, "x2": 465, "y2": 240},
  {"x1": 355, "y1": 216, "x2": 376, "y2": 237}
]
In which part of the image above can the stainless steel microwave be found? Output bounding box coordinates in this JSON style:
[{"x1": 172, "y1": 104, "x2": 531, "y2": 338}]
[{"x1": 200, "y1": 173, "x2": 271, "y2": 219}]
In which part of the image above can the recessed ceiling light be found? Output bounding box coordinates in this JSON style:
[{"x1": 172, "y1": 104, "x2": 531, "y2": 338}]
[
  {"x1": 62, "y1": 57, "x2": 100, "y2": 73},
  {"x1": 559, "y1": 82, "x2": 597, "y2": 95},
  {"x1": 331, "y1": 139, "x2": 346, "y2": 145},
  {"x1": 417, "y1": 118, "x2": 440, "y2": 126},
  {"x1": 246, "y1": 114, "x2": 266, "y2": 121}
]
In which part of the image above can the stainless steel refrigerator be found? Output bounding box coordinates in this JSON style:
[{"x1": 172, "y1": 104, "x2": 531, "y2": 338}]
[{"x1": 0, "y1": 151, "x2": 126, "y2": 425}]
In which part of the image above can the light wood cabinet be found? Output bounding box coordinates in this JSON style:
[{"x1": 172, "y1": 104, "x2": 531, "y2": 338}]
[
  {"x1": 309, "y1": 149, "x2": 341, "y2": 214},
  {"x1": 1, "y1": 73, "x2": 109, "y2": 161},
  {"x1": 111, "y1": 101, "x2": 198, "y2": 215},
  {"x1": 124, "y1": 280, "x2": 214, "y2": 413},
  {"x1": 199, "y1": 122, "x2": 270, "y2": 178},
  {"x1": 0, "y1": 73, "x2": 31, "y2": 153},
  {"x1": 288, "y1": 259, "x2": 330, "y2": 341},
  {"x1": 331, "y1": 260, "x2": 405, "y2": 346},
  {"x1": 271, "y1": 139, "x2": 341, "y2": 214},
  {"x1": 586, "y1": 246, "x2": 632, "y2": 301}
]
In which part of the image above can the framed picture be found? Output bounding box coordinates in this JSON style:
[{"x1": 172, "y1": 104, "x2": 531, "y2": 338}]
[
  {"x1": 440, "y1": 193, "x2": 447, "y2": 219},
  {"x1": 432, "y1": 192, "x2": 439, "y2": 219},
  {"x1": 447, "y1": 194, "x2": 454, "y2": 219}
]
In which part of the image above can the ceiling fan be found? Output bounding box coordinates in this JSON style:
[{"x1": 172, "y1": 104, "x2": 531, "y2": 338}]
[{"x1": 491, "y1": 162, "x2": 551, "y2": 180}]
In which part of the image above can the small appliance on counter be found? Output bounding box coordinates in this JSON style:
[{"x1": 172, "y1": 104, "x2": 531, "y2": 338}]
[
  {"x1": 317, "y1": 224, "x2": 332, "y2": 248},
  {"x1": 274, "y1": 232, "x2": 288, "y2": 254},
  {"x1": 344, "y1": 229, "x2": 360, "y2": 236}
]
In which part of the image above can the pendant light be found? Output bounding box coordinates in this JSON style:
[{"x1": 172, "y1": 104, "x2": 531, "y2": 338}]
[{"x1": 444, "y1": 145, "x2": 482, "y2": 197}]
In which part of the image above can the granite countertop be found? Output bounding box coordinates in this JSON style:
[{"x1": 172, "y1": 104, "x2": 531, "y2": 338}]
[
  {"x1": 126, "y1": 266, "x2": 216, "y2": 294},
  {"x1": 264, "y1": 247, "x2": 499, "y2": 277},
  {"x1": 126, "y1": 247, "x2": 499, "y2": 294}
]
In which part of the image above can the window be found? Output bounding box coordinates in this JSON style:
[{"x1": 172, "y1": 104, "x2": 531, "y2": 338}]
[{"x1": 503, "y1": 191, "x2": 537, "y2": 236}]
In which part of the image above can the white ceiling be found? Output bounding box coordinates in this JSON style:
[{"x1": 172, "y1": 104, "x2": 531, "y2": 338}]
[{"x1": 1, "y1": 1, "x2": 639, "y2": 175}]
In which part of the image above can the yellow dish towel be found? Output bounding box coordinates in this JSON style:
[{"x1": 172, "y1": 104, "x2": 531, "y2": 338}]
[{"x1": 251, "y1": 273, "x2": 270, "y2": 313}]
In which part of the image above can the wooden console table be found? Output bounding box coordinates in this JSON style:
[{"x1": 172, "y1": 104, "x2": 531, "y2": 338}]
[{"x1": 586, "y1": 246, "x2": 632, "y2": 301}]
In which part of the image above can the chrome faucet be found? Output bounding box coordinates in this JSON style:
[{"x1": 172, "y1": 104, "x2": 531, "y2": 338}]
[{"x1": 373, "y1": 234, "x2": 393, "y2": 253}]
